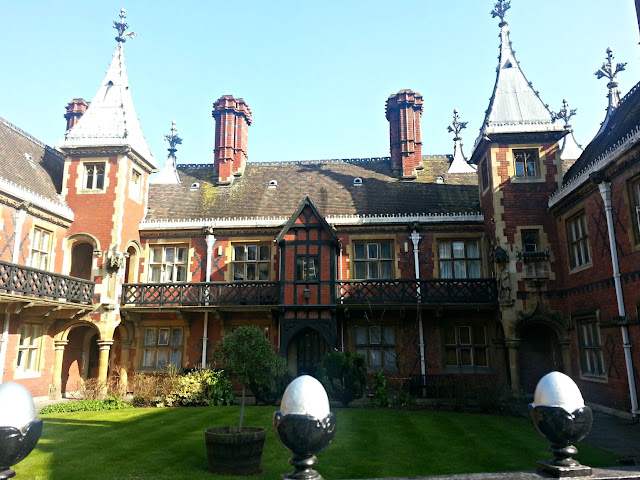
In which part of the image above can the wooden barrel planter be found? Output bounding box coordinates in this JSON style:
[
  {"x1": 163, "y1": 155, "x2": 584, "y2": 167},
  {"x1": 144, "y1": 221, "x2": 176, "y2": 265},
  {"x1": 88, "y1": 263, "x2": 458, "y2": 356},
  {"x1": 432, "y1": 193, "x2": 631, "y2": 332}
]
[{"x1": 204, "y1": 427, "x2": 267, "y2": 475}]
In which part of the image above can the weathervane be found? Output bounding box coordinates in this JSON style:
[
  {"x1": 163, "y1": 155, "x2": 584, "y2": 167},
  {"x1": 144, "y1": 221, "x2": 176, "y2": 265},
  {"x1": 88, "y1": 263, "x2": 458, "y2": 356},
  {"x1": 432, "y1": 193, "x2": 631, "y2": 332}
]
[
  {"x1": 447, "y1": 109, "x2": 467, "y2": 141},
  {"x1": 492, "y1": 0, "x2": 511, "y2": 25},
  {"x1": 164, "y1": 120, "x2": 183, "y2": 158},
  {"x1": 113, "y1": 8, "x2": 137, "y2": 43},
  {"x1": 551, "y1": 99, "x2": 577, "y2": 128}
]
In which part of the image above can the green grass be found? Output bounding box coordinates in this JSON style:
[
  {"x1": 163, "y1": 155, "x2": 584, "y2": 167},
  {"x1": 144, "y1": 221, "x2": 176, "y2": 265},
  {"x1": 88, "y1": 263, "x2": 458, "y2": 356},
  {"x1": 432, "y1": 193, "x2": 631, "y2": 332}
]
[{"x1": 15, "y1": 406, "x2": 617, "y2": 480}]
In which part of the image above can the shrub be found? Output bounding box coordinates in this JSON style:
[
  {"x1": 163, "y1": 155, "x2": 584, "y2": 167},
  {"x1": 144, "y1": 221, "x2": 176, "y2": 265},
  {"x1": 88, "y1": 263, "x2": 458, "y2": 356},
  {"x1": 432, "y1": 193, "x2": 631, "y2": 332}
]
[
  {"x1": 40, "y1": 396, "x2": 132, "y2": 414},
  {"x1": 317, "y1": 351, "x2": 367, "y2": 406},
  {"x1": 130, "y1": 369, "x2": 180, "y2": 407},
  {"x1": 250, "y1": 355, "x2": 294, "y2": 405},
  {"x1": 167, "y1": 369, "x2": 234, "y2": 407},
  {"x1": 369, "y1": 372, "x2": 394, "y2": 408}
]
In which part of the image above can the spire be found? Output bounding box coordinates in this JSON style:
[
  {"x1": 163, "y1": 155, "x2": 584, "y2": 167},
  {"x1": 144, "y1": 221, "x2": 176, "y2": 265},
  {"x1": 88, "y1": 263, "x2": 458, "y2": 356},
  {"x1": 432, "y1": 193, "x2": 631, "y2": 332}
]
[
  {"x1": 552, "y1": 99, "x2": 583, "y2": 162},
  {"x1": 153, "y1": 121, "x2": 182, "y2": 184},
  {"x1": 61, "y1": 8, "x2": 156, "y2": 171},
  {"x1": 447, "y1": 109, "x2": 475, "y2": 173},
  {"x1": 593, "y1": 47, "x2": 627, "y2": 138},
  {"x1": 474, "y1": 0, "x2": 563, "y2": 150}
]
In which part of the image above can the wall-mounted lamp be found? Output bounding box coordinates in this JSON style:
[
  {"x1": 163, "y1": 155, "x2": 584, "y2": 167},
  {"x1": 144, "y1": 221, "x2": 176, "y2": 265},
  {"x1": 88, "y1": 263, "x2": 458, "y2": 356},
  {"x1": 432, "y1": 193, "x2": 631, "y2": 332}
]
[{"x1": 303, "y1": 287, "x2": 310, "y2": 299}]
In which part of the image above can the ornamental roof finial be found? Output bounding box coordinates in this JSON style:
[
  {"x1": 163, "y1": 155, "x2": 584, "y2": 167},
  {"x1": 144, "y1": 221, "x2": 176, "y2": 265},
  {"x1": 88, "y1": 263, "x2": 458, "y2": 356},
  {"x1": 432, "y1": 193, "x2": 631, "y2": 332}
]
[
  {"x1": 491, "y1": 0, "x2": 511, "y2": 26},
  {"x1": 113, "y1": 8, "x2": 137, "y2": 43},
  {"x1": 594, "y1": 47, "x2": 626, "y2": 109},
  {"x1": 551, "y1": 99, "x2": 577, "y2": 129},
  {"x1": 164, "y1": 120, "x2": 183, "y2": 158},
  {"x1": 447, "y1": 108, "x2": 468, "y2": 141}
]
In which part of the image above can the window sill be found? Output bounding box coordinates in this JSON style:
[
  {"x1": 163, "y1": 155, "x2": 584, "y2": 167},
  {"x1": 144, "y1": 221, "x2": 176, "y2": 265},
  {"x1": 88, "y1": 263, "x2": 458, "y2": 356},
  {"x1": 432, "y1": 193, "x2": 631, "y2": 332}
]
[
  {"x1": 569, "y1": 262, "x2": 593, "y2": 275},
  {"x1": 14, "y1": 371, "x2": 42, "y2": 380},
  {"x1": 511, "y1": 176, "x2": 545, "y2": 184},
  {"x1": 579, "y1": 373, "x2": 608, "y2": 383},
  {"x1": 78, "y1": 189, "x2": 106, "y2": 194},
  {"x1": 443, "y1": 366, "x2": 493, "y2": 374}
]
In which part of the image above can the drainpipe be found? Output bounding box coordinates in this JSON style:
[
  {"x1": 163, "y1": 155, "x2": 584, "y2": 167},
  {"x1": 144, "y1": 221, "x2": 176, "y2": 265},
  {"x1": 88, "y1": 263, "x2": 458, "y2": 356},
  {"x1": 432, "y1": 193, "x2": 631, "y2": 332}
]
[
  {"x1": 597, "y1": 180, "x2": 639, "y2": 416},
  {"x1": 339, "y1": 244, "x2": 345, "y2": 351},
  {"x1": 13, "y1": 208, "x2": 27, "y2": 264},
  {"x1": 0, "y1": 314, "x2": 9, "y2": 384},
  {"x1": 410, "y1": 230, "x2": 426, "y2": 383},
  {"x1": 202, "y1": 232, "x2": 216, "y2": 368}
]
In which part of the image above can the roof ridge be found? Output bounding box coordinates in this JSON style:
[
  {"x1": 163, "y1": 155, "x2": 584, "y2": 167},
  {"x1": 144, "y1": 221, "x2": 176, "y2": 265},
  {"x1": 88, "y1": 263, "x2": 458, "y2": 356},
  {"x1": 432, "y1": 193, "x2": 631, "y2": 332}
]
[{"x1": 0, "y1": 117, "x2": 65, "y2": 162}]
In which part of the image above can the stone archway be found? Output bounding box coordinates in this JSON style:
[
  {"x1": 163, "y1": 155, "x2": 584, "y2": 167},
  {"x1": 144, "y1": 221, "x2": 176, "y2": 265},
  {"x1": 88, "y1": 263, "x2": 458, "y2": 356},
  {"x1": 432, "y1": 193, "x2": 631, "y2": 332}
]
[{"x1": 61, "y1": 324, "x2": 100, "y2": 396}]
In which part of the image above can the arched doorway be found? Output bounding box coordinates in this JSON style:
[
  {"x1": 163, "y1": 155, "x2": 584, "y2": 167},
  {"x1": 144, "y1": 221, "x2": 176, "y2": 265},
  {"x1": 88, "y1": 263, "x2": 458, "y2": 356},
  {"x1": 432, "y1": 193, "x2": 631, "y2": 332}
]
[
  {"x1": 62, "y1": 325, "x2": 100, "y2": 396},
  {"x1": 70, "y1": 242, "x2": 94, "y2": 280},
  {"x1": 519, "y1": 323, "x2": 563, "y2": 394},
  {"x1": 288, "y1": 328, "x2": 330, "y2": 377}
]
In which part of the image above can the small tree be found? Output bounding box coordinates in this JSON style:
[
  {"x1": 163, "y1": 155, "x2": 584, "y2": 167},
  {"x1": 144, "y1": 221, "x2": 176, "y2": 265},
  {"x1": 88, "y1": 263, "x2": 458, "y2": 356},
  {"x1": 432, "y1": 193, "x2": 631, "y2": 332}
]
[
  {"x1": 317, "y1": 350, "x2": 367, "y2": 406},
  {"x1": 212, "y1": 326, "x2": 282, "y2": 428}
]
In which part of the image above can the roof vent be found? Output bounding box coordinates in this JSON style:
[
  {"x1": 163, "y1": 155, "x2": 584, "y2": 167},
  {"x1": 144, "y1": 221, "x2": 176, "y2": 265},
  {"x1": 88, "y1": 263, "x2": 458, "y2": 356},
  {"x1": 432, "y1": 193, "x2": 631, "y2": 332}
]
[
  {"x1": 268, "y1": 180, "x2": 278, "y2": 189},
  {"x1": 503, "y1": 60, "x2": 513, "y2": 69},
  {"x1": 24, "y1": 153, "x2": 35, "y2": 167},
  {"x1": 353, "y1": 177, "x2": 363, "y2": 186},
  {"x1": 436, "y1": 176, "x2": 445, "y2": 184},
  {"x1": 190, "y1": 182, "x2": 200, "y2": 191}
]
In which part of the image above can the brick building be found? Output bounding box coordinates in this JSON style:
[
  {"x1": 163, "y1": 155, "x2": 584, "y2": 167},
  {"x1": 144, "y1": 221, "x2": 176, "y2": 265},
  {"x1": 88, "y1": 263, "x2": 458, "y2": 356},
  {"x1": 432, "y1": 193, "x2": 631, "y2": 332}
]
[{"x1": 0, "y1": 2, "x2": 639, "y2": 416}]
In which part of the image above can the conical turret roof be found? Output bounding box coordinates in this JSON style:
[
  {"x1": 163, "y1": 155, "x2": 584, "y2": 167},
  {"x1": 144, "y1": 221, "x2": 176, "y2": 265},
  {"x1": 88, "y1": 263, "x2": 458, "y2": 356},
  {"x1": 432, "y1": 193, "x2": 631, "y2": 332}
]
[{"x1": 61, "y1": 9, "x2": 156, "y2": 171}]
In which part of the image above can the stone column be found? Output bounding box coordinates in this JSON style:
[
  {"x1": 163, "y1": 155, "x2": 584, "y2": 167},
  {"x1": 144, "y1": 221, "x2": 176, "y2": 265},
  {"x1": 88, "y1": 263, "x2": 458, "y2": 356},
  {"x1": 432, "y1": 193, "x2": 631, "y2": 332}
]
[
  {"x1": 96, "y1": 340, "x2": 114, "y2": 397},
  {"x1": 50, "y1": 340, "x2": 68, "y2": 400},
  {"x1": 558, "y1": 339, "x2": 572, "y2": 375},
  {"x1": 505, "y1": 339, "x2": 522, "y2": 393},
  {"x1": 118, "y1": 340, "x2": 133, "y2": 395}
]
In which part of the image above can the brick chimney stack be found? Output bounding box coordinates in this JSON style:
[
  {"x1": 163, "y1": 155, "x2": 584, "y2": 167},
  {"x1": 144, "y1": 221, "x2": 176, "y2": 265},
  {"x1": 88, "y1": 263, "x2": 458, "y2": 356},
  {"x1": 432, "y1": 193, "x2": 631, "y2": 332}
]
[
  {"x1": 64, "y1": 98, "x2": 90, "y2": 132},
  {"x1": 212, "y1": 95, "x2": 252, "y2": 185},
  {"x1": 386, "y1": 90, "x2": 424, "y2": 179}
]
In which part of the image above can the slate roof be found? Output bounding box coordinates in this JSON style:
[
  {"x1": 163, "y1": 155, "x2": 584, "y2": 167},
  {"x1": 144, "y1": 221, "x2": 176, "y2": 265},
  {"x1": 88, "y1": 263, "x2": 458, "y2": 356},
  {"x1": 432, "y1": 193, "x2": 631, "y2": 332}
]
[
  {"x1": 563, "y1": 80, "x2": 640, "y2": 185},
  {"x1": 61, "y1": 43, "x2": 156, "y2": 170},
  {"x1": 0, "y1": 117, "x2": 68, "y2": 206},
  {"x1": 146, "y1": 157, "x2": 481, "y2": 222}
]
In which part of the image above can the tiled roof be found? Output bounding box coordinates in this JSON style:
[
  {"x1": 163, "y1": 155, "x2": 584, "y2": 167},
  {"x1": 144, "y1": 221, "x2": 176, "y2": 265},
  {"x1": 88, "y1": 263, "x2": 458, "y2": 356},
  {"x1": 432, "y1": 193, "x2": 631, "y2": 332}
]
[
  {"x1": 563, "y1": 80, "x2": 640, "y2": 185},
  {"x1": 0, "y1": 117, "x2": 68, "y2": 206},
  {"x1": 146, "y1": 157, "x2": 481, "y2": 222}
]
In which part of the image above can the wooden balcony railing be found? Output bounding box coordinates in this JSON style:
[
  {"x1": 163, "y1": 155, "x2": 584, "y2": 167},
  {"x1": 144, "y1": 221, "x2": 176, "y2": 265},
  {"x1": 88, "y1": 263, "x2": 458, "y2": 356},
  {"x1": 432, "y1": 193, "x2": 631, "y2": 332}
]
[
  {"x1": 336, "y1": 278, "x2": 498, "y2": 305},
  {"x1": 0, "y1": 260, "x2": 95, "y2": 304},
  {"x1": 121, "y1": 281, "x2": 280, "y2": 307}
]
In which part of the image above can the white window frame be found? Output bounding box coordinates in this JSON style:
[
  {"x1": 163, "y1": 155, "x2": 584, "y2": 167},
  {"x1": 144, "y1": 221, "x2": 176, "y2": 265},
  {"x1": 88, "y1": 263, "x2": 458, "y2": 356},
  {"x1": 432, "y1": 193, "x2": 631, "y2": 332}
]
[
  {"x1": 232, "y1": 244, "x2": 270, "y2": 281},
  {"x1": 16, "y1": 323, "x2": 42, "y2": 376},
  {"x1": 353, "y1": 241, "x2": 393, "y2": 280},
  {"x1": 578, "y1": 319, "x2": 606, "y2": 380},
  {"x1": 437, "y1": 239, "x2": 481, "y2": 279},
  {"x1": 30, "y1": 226, "x2": 52, "y2": 271},
  {"x1": 513, "y1": 149, "x2": 539, "y2": 178},
  {"x1": 567, "y1": 212, "x2": 591, "y2": 270},
  {"x1": 142, "y1": 327, "x2": 183, "y2": 369},
  {"x1": 148, "y1": 246, "x2": 188, "y2": 283}
]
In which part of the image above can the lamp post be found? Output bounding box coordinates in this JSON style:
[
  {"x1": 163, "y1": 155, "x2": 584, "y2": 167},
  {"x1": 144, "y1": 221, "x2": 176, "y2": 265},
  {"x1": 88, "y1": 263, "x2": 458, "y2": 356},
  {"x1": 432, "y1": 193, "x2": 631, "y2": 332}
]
[{"x1": 274, "y1": 375, "x2": 336, "y2": 480}]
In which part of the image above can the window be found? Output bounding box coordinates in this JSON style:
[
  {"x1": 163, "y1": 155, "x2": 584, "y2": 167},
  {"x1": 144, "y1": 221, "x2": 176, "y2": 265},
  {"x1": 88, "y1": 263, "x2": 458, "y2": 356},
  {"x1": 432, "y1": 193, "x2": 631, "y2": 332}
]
[
  {"x1": 16, "y1": 324, "x2": 42, "y2": 374},
  {"x1": 142, "y1": 327, "x2": 183, "y2": 369},
  {"x1": 567, "y1": 213, "x2": 590, "y2": 269},
  {"x1": 513, "y1": 149, "x2": 539, "y2": 178},
  {"x1": 130, "y1": 169, "x2": 142, "y2": 202},
  {"x1": 481, "y1": 160, "x2": 489, "y2": 191},
  {"x1": 353, "y1": 241, "x2": 393, "y2": 279},
  {"x1": 579, "y1": 319, "x2": 605, "y2": 378},
  {"x1": 296, "y1": 256, "x2": 318, "y2": 282},
  {"x1": 149, "y1": 246, "x2": 188, "y2": 282},
  {"x1": 522, "y1": 230, "x2": 539, "y2": 253},
  {"x1": 233, "y1": 244, "x2": 270, "y2": 281},
  {"x1": 444, "y1": 325, "x2": 488, "y2": 367},
  {"x1": 84, "y1": 162, "x2": 105, "y2": 190},
  {"x1": 355, "y1": 325, "x2": 396, "y2": 371},
  {"x1": 30, "y1": 227, "x2": 52, "y2": 270},
  {"x1": 438, "y1": 239, "x2": 481, "y2": 278}
]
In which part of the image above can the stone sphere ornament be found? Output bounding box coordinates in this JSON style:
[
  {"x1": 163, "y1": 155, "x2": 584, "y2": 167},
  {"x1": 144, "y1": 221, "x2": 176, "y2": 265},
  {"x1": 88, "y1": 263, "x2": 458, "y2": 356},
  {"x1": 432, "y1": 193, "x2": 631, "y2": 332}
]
[
  {"x1": 0, "y1": 382, "x2": 43, "y2": 479},
  {"x1": 274, "y1": 375, "x2": 336, "y2": 480},
  {"x1": 529, "y1": 372, "x2": 593, "y2": 477}
]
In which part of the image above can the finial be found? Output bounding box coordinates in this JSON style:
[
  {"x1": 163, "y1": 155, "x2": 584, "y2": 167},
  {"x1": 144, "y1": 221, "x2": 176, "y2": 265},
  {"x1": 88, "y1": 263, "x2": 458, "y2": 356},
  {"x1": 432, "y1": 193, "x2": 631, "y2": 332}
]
[
  {"x1": 447, "y1": 108, "x2": 468, "y2": 141},
  {"x1": 492, "y1": 0, "x2": 511, "y2": 25},
  {"x1": 594, "y1": 47, "x2": 626, "y2": 90},
  {"x1": 164, "y1": 120, "x2": 182, "y2": 157},
  {"x1": 551, "y1": 99, "x2": 577, "y2": 128},
  {"x1": 113, "y1": 8, "x2": 137, "y2": 43}
]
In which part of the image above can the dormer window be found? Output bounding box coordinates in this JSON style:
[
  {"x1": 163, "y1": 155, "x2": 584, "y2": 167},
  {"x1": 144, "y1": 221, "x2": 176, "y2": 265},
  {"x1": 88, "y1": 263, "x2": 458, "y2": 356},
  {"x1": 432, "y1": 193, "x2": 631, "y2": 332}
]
[
  {"x1": 190, "y1": 182, "x2": 200, "y2": 191},
  {"x1": 268, "y1": 180, "x2": 278, "y2": 189},
  {"x1": 436, "y1": 176, "x2": 444, "y2": 184},
  {"x1": 353, "y1": 177, "x2": 363, "y2": 186}
]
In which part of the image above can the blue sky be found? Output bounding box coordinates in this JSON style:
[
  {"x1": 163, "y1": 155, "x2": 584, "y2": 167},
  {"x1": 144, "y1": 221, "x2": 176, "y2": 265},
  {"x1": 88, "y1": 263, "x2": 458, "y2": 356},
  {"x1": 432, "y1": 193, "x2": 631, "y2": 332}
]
[{"x1": 2, "y1": 1, "x2": 639, "y2": 172}]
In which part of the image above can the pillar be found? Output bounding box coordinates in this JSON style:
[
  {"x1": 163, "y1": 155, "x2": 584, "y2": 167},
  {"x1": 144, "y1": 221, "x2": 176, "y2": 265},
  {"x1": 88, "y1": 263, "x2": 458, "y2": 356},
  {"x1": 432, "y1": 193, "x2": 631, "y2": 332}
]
[
  {"x1": 49, "y1": 340, "x2": 68, "y2": 400},
  {"x1": 558, "y1": 339, "x2": 572, "y2": 376},
  {"x1": 97, "y1": 340, "x2": 114, "y2": 397},
  {"x1": 505, "y1": 339, "x2": 522, "y2": 393}
]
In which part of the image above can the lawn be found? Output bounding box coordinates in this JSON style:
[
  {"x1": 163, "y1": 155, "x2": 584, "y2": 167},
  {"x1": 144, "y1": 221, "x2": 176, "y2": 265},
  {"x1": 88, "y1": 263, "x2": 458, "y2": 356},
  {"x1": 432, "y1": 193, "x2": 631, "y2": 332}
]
[{"x1": 16, "y1": 406, "x2": 617, "y2": 480}]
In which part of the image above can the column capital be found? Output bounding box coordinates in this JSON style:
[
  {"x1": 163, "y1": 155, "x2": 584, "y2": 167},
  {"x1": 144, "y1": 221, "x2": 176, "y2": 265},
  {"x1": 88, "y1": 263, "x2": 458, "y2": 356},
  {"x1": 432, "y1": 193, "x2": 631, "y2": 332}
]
[
  {"x1": 54, "y1": 339, "x2": 69, "y2": 349},
  {"x1": 97, "y1": 340, "x2": 114, "y2": 350},
  {"x1": 505, "y1": 338, "x2": 521, "y2": 349}
]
